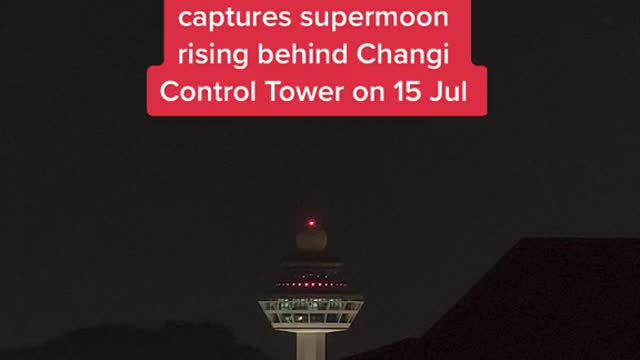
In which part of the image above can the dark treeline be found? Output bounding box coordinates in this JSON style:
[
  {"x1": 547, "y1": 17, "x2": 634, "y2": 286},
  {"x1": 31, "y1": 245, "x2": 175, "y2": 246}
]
[{"x1": 1, "y1": 321, "x2": 273, "y2": 360}]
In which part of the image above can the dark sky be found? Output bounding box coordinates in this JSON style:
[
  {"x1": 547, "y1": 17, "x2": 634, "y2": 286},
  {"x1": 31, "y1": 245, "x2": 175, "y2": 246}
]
[{"x1": 2, "y1": 1, "x2": 639, "y2": 359}]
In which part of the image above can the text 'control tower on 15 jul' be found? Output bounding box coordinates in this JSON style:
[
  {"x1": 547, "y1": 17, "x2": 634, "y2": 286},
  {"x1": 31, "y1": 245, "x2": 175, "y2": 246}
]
[{"x1": 258, "y1": 220, "x2": 364, "y2": 360}]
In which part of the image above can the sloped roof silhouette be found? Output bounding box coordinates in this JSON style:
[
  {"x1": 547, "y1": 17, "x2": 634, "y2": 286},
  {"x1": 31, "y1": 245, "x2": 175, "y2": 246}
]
[{"x1": 348, "y1": 238, "x2": 640, "y2": 359}]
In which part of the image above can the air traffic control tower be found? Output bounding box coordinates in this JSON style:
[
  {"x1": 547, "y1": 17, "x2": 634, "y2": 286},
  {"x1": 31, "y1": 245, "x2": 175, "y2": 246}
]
[{"x1": 258, "y1": 220, "x2": 364, "y2": 360}]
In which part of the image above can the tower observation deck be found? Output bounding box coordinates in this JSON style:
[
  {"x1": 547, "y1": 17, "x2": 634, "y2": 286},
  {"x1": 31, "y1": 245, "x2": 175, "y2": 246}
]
[{"x1": 258, "y1": 220, "x2": 364, "y2": 360}]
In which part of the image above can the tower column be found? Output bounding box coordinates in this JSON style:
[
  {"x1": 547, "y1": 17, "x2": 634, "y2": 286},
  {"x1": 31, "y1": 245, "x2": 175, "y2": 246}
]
[{"x1": 296, "y1": 333, "x2": 326, "y2": 360}]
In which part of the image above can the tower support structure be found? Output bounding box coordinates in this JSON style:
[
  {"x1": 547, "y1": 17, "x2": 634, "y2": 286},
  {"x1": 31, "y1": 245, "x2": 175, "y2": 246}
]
[{"x1": 296, "y1": 333, "x2": 326, "y2": 360}]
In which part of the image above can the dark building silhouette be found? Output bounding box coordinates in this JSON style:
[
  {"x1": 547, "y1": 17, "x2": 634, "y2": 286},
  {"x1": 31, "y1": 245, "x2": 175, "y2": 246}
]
[
  {"x1": 0, "y1": 321, "x2": 272, "y2": 360},
  {"x1": 347, "y1": 238, "x2": 640, "y2": 359}
]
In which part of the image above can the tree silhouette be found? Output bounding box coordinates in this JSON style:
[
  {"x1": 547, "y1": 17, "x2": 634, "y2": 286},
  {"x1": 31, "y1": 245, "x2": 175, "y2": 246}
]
[{"x1": 1, "y1": 321, "x2": 273, "y2": 360}]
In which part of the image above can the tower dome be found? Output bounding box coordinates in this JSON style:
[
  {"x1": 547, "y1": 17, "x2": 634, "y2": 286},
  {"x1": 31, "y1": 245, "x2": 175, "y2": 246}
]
[{"x1": 296, "y1": 222, "x2": 328, "y2": 253}]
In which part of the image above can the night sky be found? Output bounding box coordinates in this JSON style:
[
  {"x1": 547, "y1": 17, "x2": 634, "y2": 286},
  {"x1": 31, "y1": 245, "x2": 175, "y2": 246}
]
[{"x1": 2, "y1": 1, "x2": 639, "y2": 359}]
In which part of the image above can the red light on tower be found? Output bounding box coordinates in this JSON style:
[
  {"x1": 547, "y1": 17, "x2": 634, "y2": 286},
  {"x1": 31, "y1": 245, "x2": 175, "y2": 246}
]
[{"x1": 306, "y1": 219, "x2": 317, "y2": 228}]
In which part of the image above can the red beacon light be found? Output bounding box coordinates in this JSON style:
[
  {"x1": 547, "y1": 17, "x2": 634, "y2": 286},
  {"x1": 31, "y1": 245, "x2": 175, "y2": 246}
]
[{"x1": 306, "y1": 219, "x2": 317, "y2": 229}]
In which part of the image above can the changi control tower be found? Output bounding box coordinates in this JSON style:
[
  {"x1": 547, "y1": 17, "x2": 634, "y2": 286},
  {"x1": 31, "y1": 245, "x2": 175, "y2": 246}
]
[{"x1": 258, "y1": 220, "x2": 364, "y2": 360}]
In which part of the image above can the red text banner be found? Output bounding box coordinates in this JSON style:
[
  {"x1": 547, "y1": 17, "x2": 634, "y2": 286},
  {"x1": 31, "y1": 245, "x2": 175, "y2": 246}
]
[{"x1": 147, "y1": 0, "x2": 488, "y2": 117}]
